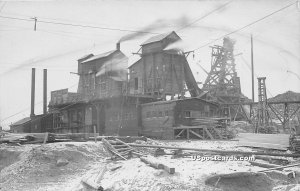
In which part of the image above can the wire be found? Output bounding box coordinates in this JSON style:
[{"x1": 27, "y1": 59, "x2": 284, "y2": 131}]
[
  {"x1": 0, "y1": 15, "x2": 160, "y2": 34},
  {"x1": 177, "y1": 0, "x2": 234, "y2": 32},
  {"x1": 1, "y1": 54, "x2": 135, "y2": 127},
  {"x1": 0, "y1": 82, "x2": 78, "y2": 123},
  {"x1": 192, "y1": 1, "x2": 297, "y2": 51},
  {"x1": 239, "y1": 55, "x2": 274, "y2": 98}
]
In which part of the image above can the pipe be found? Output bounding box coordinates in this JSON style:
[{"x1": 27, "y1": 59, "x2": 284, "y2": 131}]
[
  {"x1": 30, "y1": 68, "x2": 36, "y2": 117},
  {"x1": 43, "y1": 69, "x2": 47, "y2": 114}
]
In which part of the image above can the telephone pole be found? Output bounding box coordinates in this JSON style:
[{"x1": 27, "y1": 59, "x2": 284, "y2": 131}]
[{"x1": 31, "y1": 17, "x2": 37, "y2": 31}]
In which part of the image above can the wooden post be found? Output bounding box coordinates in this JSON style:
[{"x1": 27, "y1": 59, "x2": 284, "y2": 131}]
[
  {"x1": 43, "y1": 132, "x2": 48, "y2": 144},
  {"x1": 187, "y1": 128, "x2": 190, "y2": 139},
  {"x1": 93, "y1": 125, "x2": 97, "y2": 143},
  {"x1": 251, "y1": 34, "x2": 255, "y2": 102}
]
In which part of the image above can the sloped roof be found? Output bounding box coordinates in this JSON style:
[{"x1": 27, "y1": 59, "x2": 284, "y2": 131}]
[
  {"x1": 78, "y1": 53, "x2": 94, "y2": 61},
  {"x1": 81, "y1": 50, "x2": 117, "y2": 63},
  {"x1": 10, "y1": 117, "x2": 31, "y2": 126},
  {"x1": 141, "y1": 31, "x2": 179, "y2": 46}
]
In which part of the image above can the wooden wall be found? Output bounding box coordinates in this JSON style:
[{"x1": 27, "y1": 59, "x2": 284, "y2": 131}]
[
  {"x1": 174, "y1": 99, "x2": 219, "y2": 126},
  {"x1": 141, "y1": 101, "x2": 176, "y2": 139},
  {"x1": 140, "y1": 98, "x2": 220, "y2": 139},
  {"x1": 129, "y1": 52, "x2": 185, "y2": 98},
  {"x1": 104, "y1": 97, "x2": 139, "y2": 136}
]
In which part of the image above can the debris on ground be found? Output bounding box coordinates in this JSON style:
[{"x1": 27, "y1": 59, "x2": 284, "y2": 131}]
[{"x1": 1, "y1": 138, "x2": 300, "y2": 191}]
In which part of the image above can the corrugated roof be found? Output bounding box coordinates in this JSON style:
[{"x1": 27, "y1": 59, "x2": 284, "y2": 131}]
[
  {"x1": 141, "y1": 31, "x2": 175, "y2": 46},
  {"x1": 10, "y1": 117, "x2": 31, "y2": 126},
  {"x1": 81, "y1": 50, "x2": 116, "y2": 63}
]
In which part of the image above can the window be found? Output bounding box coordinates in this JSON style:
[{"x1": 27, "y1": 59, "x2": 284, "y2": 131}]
[
  {"x1": 134, "y1": 77, "x2": 138, "y2": 90},
  {"x1": 158, "y1": 111, "x2": 163, "y2": 117},
  {"x1": 146, "y1": 111, "x2": 151, "y2": 118},
  {"x1": 165, "y1": 110, "x2": 169, "y2": 117},
  {"x1": 184, "y1": 111, "x2": 191, "y2": 118},
  {"x1": 152, "y1": 111, "x2": 157, "y2": 118}
]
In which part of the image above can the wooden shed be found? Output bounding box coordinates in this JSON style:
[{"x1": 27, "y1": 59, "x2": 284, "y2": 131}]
[{"x1": 140, "y1": 97, "x2": 220, "y2": 139}]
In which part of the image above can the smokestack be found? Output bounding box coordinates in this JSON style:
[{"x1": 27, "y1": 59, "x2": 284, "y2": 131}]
[
  {"x1": 30, "y1": 68, "x2": 35, "y2": 117},
  {"x1": 116, "y1": 42, "x2": 120, "y2": 51},
  {"x1": 43, "y1": 69, "x2": 47, "y2": 114}
]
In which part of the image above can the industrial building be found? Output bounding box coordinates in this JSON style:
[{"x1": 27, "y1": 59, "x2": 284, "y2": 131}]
[{"x1": 11, "y1": 31, "x2": 250, "y2": 139}]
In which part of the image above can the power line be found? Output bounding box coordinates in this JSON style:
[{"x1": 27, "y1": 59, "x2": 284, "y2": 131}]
[
  {"x1": 0, "y1": 15, "x2": 160, "y2": 34},
  {"x1": 0, "y1": 82, "x2": 78, "y2": 123},
  {"x1": 1, "y1": 53, "x2": 135, "y2": 125},
  {"x1": 192, "y1": 1, "x2": 297, "y2": 51},
  {"x1": 177, "y1": 0, "x2": 234, "y2": 32}
]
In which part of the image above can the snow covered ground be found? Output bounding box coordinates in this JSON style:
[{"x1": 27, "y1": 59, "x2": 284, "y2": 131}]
[{"x1": 1, "y1": 140, "x2": 299, "y2": 191}]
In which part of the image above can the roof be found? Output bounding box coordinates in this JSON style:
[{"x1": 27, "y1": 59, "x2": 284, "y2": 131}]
[
  {"x1": 10, "y1": 117, "x2": 31, "y2": 127},
  {"x1": 78, "y1": 53, "x2": 94, "y2": 61},
  {"x1": 81, "y1": 50, "x2": 117, "y2": 63},
  {"x1": 128, "y1": 58, "x2": 141, "y2": 69},
  {"x1": 109, "y1": 76, "x2": 126, "y2": 81},
  {"x1": 141, "y1": 31, "x2": 179, "y2": 46},
  {"x1": 141, "y1": 97, "x2": 219, "y2": 106}
]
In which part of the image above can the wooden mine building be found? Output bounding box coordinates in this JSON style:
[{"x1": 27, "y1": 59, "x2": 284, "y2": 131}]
[{"x1": 13, "y1": 31, "x2": 227, "y2": 139}]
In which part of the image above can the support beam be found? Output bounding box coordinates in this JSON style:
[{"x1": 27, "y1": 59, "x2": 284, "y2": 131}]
[
  {"x1": 204, "y1": 127, "x2": 214, "y2": 140},
  {"x1": 189, "y1": 129, "x2": 204, "y2": 139},
  {"x1": 43, "y1": 69, "x2": 47, "y2": 114}
]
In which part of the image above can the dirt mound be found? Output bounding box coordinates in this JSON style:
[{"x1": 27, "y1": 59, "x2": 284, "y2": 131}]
[
  {"x1": 0, "y1": 148, "x2": 22, "y2": 171},
  {"x1": 0, "y1": 142, "x2": 108, "y2": 191},
  {"x1": 205, "y1": 172, "x2": 274, "y2": 191}
]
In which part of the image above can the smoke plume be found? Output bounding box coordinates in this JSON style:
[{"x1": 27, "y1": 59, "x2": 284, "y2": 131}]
[{"x1": 118, "y1": 16, "x2": 190, "y2": 43}]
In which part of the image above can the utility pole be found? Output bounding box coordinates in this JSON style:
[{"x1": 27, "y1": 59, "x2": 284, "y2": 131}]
[
  {"x1": 31, "y1": 17, "x2": 37, "y2": 31},
  {"x1": 251, "y1": 34, "x2": 254, "y2": 102}
]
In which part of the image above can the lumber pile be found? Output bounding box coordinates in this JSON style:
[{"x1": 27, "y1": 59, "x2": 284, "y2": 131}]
[
  {"x1": 191, "y1": 117, "x2": 230, "y2": 139},
  {"x1": 0, "y1": 133, "x2": 56, "y2": 144},
  {"x1": 129, "y1": 143, "x2": 300, "y2": 157},
  {"x1": 102, "y1": 138, "x2": 145, "y2": 160}
]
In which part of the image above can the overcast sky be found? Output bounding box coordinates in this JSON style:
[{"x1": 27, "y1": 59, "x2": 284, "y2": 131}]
[{"x1": 0, "y1": 0, "x2": 299, "y2": 129}]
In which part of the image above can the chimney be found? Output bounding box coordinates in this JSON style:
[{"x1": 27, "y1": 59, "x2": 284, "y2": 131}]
[
  {"x1": 43, "y1": 69, "x2": 47, "y2": 114},
  {"x1": 30, "y1": 68, "x2": 35, "y2": 117},
  {"x1": 116, "y1": 42, "x2": 120, "y2": 51}
]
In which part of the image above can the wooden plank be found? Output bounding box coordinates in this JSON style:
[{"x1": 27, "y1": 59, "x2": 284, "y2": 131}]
[
  {"x1": 189, "y1": 129, "x2": 203, "y2": 139},
  {"x1": 115, "y1": 147, "x2": 131, "y2": 152},
  {"x1": 128, "y1": 143, "x2": 300, "y2": 157},
  {"x1": 115, "y1": 138, "x2": 145, "y2": 156},
  {"x1": 249, "y1": 161, "x2": 282, "y2": 169},
  {"x1": 102, "y1": 139, "x2": 127, "y2": 160},
  {"x1": 187, "y1": 128, "x2": 190, "y2": 139},
  {"x1": 175, "y1": 129, "x2": 185, "y2": 138},
  {"x1": 43, "y1": 132, "x2": 48, "y2": 144},
  {"x1": 203, "y1": 127, "x2": 214, "y2": 140},
  {"x1": 162, "y1": 164, "x2": 175, "y2": 174},
  {"x1": 140, "y1": 156, "x2": 164, "y2": 169},
  {"x1": 237, "y1": 133, "x2": 289, "y2": 150}
]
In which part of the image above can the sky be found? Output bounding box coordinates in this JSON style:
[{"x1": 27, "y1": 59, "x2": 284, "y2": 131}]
[{"x1": 0, "y1": 0, "x2": 299, "y2": 129}]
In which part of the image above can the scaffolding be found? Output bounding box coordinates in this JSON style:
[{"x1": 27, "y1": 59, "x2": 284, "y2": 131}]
[
  {"x1": 255, "y1": 77, "x2": 273, "y2": 133},
  {"x1": 202, "y1": 37, "x2": 241, "y2": 104}
]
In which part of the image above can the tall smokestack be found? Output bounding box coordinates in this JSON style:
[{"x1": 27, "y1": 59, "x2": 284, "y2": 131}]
[
  {"x1": 43, "y1": 69, "x2": 47, "y2": 114},
  {"x1": 30, "y1": 68, "x2": 35, "y2": 117},
  {"x1": 116, "y1": 42, "x2": 120, "y2": 51}
]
